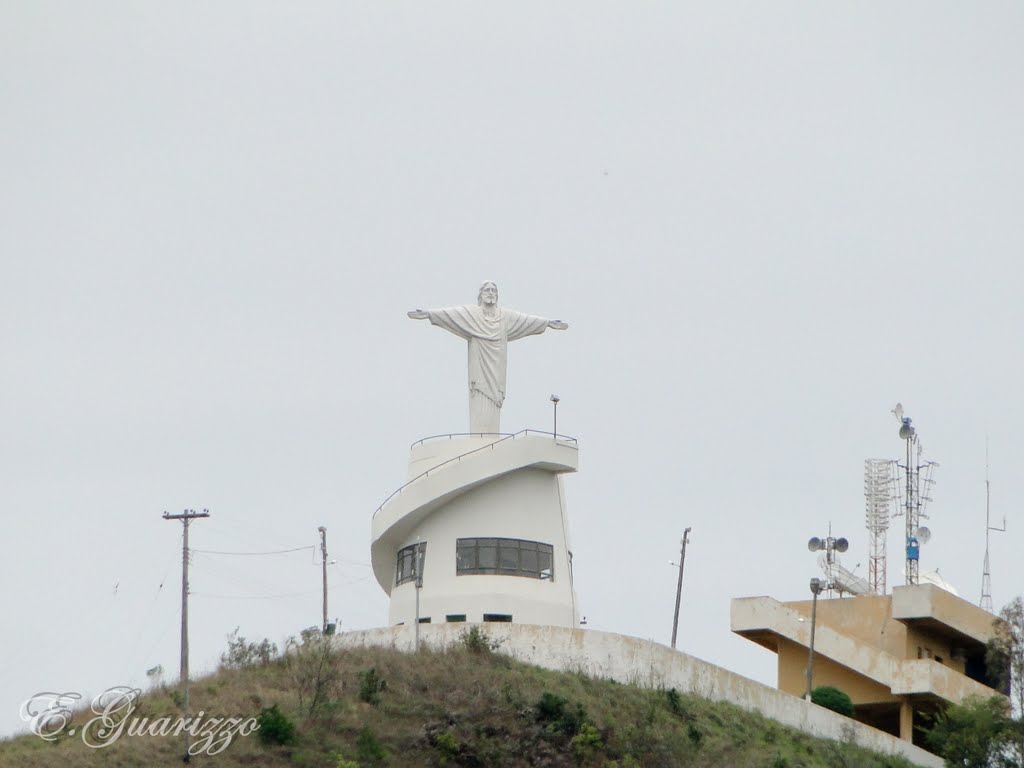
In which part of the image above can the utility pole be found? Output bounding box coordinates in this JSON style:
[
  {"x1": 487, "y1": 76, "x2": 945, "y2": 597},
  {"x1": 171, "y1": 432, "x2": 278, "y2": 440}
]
[
  {"x1": 318, "y1": 526, "x2": 328, "y2": 632},
  {"x1": 670, "y1": 527, "x2": 692, "y2": 649},
  {"x1": 163, "y1": 508, "x2": 209, "y2": 764}
]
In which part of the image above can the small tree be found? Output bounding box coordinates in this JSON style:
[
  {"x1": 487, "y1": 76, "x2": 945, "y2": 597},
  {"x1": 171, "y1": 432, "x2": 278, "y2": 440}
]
[
  {"x1": 987, "y1": 597, "x2": 1024, "y2": 764},
  {"x1": 286, "y1": 630, "x2": 341, "y2": 719},
  {"x1": 924, "y1": 696, "x2": 1015, "y2": 768},
  {"x1": 221, "y1": 627, "x2": 278, "y2": 669},
  {"x1": 810, "y1": 686, "x2": 854, "y2": 717}
]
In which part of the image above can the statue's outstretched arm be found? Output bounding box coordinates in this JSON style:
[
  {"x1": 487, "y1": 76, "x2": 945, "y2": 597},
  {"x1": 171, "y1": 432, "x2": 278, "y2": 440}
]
[
  {"x1": 547, "y1": 320, "x2": 568, "y2": 330},
  {"x1": 408, "y1": 309, "x2": 429, "y2": 320}
]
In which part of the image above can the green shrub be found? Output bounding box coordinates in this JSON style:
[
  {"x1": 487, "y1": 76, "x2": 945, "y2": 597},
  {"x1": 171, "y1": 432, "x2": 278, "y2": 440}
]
[
  {"x1": 811, "y1": 686, "x2": 854, "y2": 717},
  {"x1": 534, "y1": 691, "x2": 587, "y2": 736},
  {"x1": 687, "y1": 723, "x2": 703, "y2": 747},
  {"x1": 460, "y1": 625, "x2": 500, "y2": 654},
  {"x1": 358, "y1": 667, "x2": 387, "y2": 705},
  {"x1": 356, "y1": 727, "x2": 388, "y2": 766},
  {"x1": 258, "y1": 703, "x2": 297, "y2": 746},
  {"x1": 571, "y1": 722, "x2": 603, "y2": 760},
  {"x1": 535, "y1": 691, "x2": 568, "y2": 722},
  {"x1": 664, "y1": 687, "x2": 685, "y2": 717},
  {"x1": 434, "y1": 729, "x2": 460, "y2": 761}
]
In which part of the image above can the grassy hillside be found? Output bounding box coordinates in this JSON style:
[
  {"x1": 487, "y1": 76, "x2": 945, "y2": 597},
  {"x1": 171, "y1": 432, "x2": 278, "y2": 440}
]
[{"x1": 1, "y1": 629, "x2": 919, "y2": 768}]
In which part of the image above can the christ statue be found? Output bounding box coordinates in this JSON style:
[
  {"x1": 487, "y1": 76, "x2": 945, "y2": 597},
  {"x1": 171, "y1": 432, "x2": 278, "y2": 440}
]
[{"x1": 408, "y1": 282, "x2": 568, "y2": 434}]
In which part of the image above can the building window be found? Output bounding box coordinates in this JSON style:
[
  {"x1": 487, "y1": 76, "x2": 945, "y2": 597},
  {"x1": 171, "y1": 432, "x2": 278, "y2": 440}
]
[
  {"x1": 418, "y1": 617, "x2": 431, "y2": 624},
  {"x1": 483, "y1": 613, "x2": 513, "y2": 622},
  {"x1": 396, "y1": 542, "x2": 426, "y2": 586},
  {"x1": 446, "y1": 614, "x2": 467, "y2": 623},
  {"x1": 456, "y1": 538, "x2": 553, "y2": 580}
]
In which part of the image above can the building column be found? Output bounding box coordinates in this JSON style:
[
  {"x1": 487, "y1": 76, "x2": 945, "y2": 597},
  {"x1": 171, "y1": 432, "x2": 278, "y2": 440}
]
[{"x1": 899, "y1": 700, "x2": 913, "y2": 742}]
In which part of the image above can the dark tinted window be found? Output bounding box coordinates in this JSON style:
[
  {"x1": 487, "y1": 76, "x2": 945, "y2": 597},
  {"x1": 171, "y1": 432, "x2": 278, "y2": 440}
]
[
  {"x1": 395, "y1": 542, "x2": 426, "y2": 586},
  {"x1": 456, "y1": 538, "x2": 554, "y2": 580}
]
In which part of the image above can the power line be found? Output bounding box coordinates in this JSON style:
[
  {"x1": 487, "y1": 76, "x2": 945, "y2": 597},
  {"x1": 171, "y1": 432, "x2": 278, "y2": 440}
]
[
  {"x1": 202, "y1": 519, "x2": 312, "y2": 553},
  {"x1": 193, "y1": 590, "x2": 321, "y2": 600},
  {"x1": 192, "y1": 577, "x2": 368, "y2": 601},
  {"x1": 192, "y1": 545, "x2": 314, "y2": 556},
  {"x1": 124, "y1": 532, "x2": 183, "y2": 675}
]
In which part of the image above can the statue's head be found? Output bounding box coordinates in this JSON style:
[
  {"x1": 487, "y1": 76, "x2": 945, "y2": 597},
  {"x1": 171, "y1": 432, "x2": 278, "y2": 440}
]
[{"x1": 478, "y1": 281, "x2": 498, "y2": 306}]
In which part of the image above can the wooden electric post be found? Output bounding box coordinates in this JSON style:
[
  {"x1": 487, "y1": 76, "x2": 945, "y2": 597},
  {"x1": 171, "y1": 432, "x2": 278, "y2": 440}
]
[
  {"x1": 318, "y1": 526, "x2": 328, "y2": 632},
  {"x1": 163, "y1": 508, "x2": 209, "y2": 763},
  {"x1": 670, "y1": 527, "x2": 691, "y2": 650}
]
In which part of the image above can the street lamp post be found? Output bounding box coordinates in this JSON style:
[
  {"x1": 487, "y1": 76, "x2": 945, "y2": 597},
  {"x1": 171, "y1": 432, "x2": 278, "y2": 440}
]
[
  {"x1": 805, "y1": 577, "x2": 824, "y2": 700},
  {"x1": 414, "y1": 541, "x2": 424, "y2": 652},
  {"x1": 550, "y1": 394, "x2": 560, "y2": 439}
]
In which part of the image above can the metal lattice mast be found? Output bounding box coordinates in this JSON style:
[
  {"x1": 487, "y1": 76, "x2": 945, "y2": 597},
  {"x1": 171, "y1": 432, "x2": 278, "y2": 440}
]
[
  {"x1": 893, "y1": 405, "x2": 937, "y2": 586},
  {"x1": 980, "y1": 439, "x2": 1005, "y2": 612},
  {"x1": 897, "y1": 418, "x2": 920, "y2": 585},
  {"x1": 864, "y1": 459, "x2": 896, "y2": 595}
]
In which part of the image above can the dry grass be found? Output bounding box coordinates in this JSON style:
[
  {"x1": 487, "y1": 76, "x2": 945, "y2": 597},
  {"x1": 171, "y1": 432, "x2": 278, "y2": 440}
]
[{"x1": 0, "y1": 633, "x2": 919, "y2": 768}]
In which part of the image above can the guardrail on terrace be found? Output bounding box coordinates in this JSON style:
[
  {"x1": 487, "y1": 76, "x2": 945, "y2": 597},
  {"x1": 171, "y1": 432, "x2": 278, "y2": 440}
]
[
  {"x1": 375, "y1": 429, "x2": 577, "y2": 516},
  {"x1": 410, "y1": 432, "x2": 513, "y2": 449}
]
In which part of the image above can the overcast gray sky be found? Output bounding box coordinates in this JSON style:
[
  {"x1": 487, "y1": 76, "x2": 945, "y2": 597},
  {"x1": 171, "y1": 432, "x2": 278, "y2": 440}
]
[{"x1": 2, "y1": 1, "x2": 1023, "y2": 739}]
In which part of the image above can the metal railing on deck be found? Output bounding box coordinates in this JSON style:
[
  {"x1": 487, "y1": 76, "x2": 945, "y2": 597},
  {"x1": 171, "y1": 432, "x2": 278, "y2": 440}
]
[
  {"x1": 410, "y1": 432, "x2": 513, "y2": 449},
  {"x1": 374, "y1": 429, "x2": 577, "y2": 516}
]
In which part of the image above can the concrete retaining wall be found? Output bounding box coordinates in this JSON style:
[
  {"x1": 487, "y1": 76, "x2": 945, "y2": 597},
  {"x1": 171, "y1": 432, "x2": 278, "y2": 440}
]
[{"x1": 333, "y1": 624, "x2": 942, "y2": 768}]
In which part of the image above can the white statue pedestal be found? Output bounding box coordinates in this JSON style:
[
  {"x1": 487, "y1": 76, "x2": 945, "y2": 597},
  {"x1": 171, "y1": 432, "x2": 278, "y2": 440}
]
[{"x1": 371, "y1": 432, "x2": 579, "y2": 628}]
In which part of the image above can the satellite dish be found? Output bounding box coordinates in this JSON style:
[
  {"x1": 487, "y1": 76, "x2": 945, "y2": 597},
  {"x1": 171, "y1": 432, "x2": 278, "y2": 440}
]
[
  {"x1": 899, "y1": 418, "x2": 915, "y2": 440},
  {"x1": 808, "y1": 537, "x2": 822, "y2": 552},
  {"x1": 834, "y1": 537, "x2": 849, "y2": 553},
  {"x1": 920, "y1": 570, "x2": 958, "y2": 595},
  {"x1": 916, "y1": 526, "x2": 932, "y2": 544}
]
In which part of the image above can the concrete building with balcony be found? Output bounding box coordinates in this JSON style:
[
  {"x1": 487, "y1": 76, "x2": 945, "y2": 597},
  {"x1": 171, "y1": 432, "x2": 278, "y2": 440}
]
[{"x1": 732, "y1": 583, "x2": 1007, "y2": 749}]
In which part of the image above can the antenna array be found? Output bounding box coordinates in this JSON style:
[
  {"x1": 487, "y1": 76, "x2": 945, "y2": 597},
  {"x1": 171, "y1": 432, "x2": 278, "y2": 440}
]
[
  {"x1": 893, "y1": 405, "x2": 938, "y2": 586},
  {"x1": 864, "y1": 459, "x2": 897, "y2": 595}
]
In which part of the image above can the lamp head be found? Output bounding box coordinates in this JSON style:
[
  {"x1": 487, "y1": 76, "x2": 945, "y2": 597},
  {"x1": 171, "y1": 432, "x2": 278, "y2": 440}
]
[{"x1": 550, "y1": 394, "x2": 560, "y2": 403}]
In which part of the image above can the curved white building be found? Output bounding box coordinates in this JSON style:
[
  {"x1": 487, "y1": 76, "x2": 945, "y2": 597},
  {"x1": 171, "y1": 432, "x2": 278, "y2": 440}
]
[{"x1": 371, "y1": 431, "x2": 579, "y2": 628}]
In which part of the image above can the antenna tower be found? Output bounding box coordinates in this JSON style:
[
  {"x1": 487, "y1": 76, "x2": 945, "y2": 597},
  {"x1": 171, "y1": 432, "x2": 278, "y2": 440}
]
[
  {"x1": 864, "y1": 459, "x2": 897, "y2": 595},
  {"x1": 980, "y1": 439, "x2": 1006, "y2": 612},
  {"x1": 892, "y1": 404, "x2": 938, "y2": 586}
]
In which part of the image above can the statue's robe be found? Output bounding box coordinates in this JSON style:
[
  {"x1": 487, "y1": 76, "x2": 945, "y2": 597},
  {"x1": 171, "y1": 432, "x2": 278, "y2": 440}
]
[{"x1": 424, "y1": 305, "x2": 549, "y2": 434}]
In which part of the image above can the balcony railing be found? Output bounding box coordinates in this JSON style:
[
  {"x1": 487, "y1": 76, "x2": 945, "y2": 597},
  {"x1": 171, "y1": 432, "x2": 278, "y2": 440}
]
[{"x1": 375, "y1": 429, "x2": 577, "y2": 516}]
